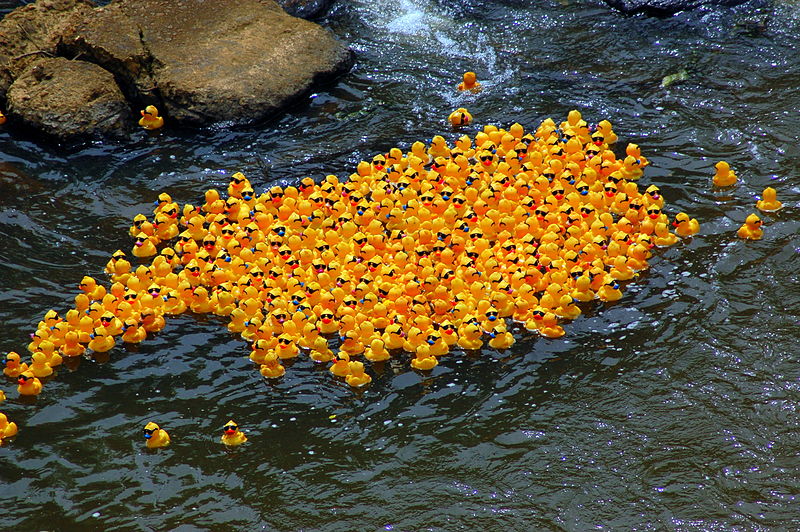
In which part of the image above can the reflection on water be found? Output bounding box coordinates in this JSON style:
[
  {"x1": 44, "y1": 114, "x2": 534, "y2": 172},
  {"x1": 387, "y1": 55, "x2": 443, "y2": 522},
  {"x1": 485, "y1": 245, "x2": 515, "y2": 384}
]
[{"x1": 1, "y1": 0, "x2": 800, "y2": 529}]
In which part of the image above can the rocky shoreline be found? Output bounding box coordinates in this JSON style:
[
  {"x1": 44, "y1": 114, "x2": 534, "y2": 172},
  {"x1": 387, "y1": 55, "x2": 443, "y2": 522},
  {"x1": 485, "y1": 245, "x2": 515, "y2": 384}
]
[{"x1": 0, "y1": 0, "x2": 352, "y2": 142}]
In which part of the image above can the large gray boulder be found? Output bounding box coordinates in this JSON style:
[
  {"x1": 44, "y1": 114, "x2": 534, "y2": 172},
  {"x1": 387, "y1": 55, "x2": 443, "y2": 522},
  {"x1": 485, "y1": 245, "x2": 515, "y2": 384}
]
[{"x1": 0, "y1": 0, "x2": 353, "y2": 141}]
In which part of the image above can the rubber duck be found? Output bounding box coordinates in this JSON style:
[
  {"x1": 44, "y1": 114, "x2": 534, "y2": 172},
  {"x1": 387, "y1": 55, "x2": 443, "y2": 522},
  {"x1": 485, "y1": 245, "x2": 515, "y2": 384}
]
[
  {"x1": 653, "y1": 222, "x2": 679, "y2": 248},
  {"x1": 132, "y1": 232, "x2": 158, "y2": 258},
  {"x1": 79, "y1": 276, "x2": 107, "y2": 301},
  {"x1": 457, "y1": 71, "x2": 482, "y2": 93},
  {"x1": 4, "y1": 352, "x2": 28, "y2": 378},
  {"x1": 756, "y1": 187, "x2": 783, "y2": 212},
  {"x1": 143, "y1": 421, "x2": 170, "y2": 448},
  {"x1": 29, "y1": 351, "x2": 53, "y2": 378},
  {"x1": 737, "y1": 214, "x2": 763, "y2": 240},
  {"x1": 309, "y1": 336, "x2": 334, "y2": 363},
  {"x1": 411, "y1": 345, "x2": 438, "y2": 371},
  {"x1": 275, "y1": 333, "x2": 300, "y2": 359},
  {"x1": 597, "y1": 278, "x2": 623, "y2": 302},
  {"x1": 381, "y1": 322, "x2": 405, "y2": 350},
  {"x1": 121, "y1": 318, "x2": 147, "y2": 344},
  {"x1": 713, "y1": 161, "x2": 737, "y2": 187},
  {"x1": 339, "y1": 329, "x2": 365, "y2": 357},
  {"x1": 105, "y1": 250, "x2": 132, "y2": 283},
  {"x1": 317, "y1": 310, "x2": 339, "y2": 335},
  {"x1": 539, "y1": 312, "x2": 565, "y2": 339},
  {"x1": 0, "y1": 111, "x2": 6, "y2": 126},
  {"x1": 672, "y1": 212, "x2": 700, "y2": 238},
  {"x1": 0, "y1": 412, "x2": 18, "y2": 440},
  {"x1": 88, "y1": 326, "x2": 115, "y2": 353},
  {"x1": 345, "y1": 360, "x2": 372, "y2": 387},
  {"x1": 448, "y1": 108, "x2": 472, "y2": 127},
  {"x1": 17, "y1": 371, "x2": 42, "y2": 396},
  {"x1": 260, "y1": 352, "x2": 286, "y2": 379},
  {"x1": 329, "y1": 353, "x2": 351, "y2": 378},
  {"x1": 139, "y1": 105, "x2": 164, "y2": 130},
  {"x1": 364, "y1": 338, "x2": 390, "y2": 362},
  {"x1": 220, "y1": 420, "x2": 247, "y2": 446},
  {"x1": 487, "y1": 324, "x2": 514, "y2": 349},
  {"x1": 457, "y1": 319, "x2": 483, "y2": 350}
]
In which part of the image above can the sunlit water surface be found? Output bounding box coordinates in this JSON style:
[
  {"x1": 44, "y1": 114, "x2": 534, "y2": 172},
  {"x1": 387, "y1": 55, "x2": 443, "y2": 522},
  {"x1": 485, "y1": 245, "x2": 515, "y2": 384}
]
[{"x1": 1, "y1": 0, "x2": 800, "y2": 529}]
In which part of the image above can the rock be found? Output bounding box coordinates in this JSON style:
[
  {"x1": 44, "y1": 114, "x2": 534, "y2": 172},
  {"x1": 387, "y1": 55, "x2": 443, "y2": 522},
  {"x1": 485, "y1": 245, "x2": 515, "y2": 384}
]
[
  {"x1": 276, "y1": 0, "x2": 334, "y2": 19},
  {"x1": 0, "y1": 0, "x2": 352, "y2": 141},
  {"x1": 0, "y1": 0, "x2": 95, "y2": 101},
  {"x1": 6, "y1": 56, "x2": 130, "y2": 141},
  {"x1": 602, "y1": 0, "x2": 749, "y2": 16},
  {"x1": 61, "y1": 0, "x2": 354, "y2": 126}
]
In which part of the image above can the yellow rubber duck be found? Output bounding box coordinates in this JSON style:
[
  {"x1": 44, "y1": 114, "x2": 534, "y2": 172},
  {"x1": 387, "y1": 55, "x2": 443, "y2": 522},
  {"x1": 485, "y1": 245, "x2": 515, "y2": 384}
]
[
  {"x1": 457, "y1": 71, "x2": 482, "y2": 93},
  {"x1": 29, "y1": 351, "x2": 53, "y2": 378},
  {"x1": 713, "y1": 161, "x2": 737, "y2": 187},
  {"x1": 364, "y1": 338, "x2": 390, "y2": 362},
  {"x1": 329, "y1": 353, "x2": 351, "y2": 378},
  {"x1": 448, "y1": 108, "x2": 472, "y2": 127},
  {"x1": 737, "y1": 213, "x2": 763, "y2": 240},
  {"x1": 88, "y1": 327, "x2": 115, "y2": 353},
  {"x1": 756, "y1": 187, "x2": 783, "y2": 212},
  {"x1": 672, "y1": 212, "x2": 700, "y2": 238},
  {"x1": 259, "y1": 352, "x2": 286, "y2": 379},
  {"x1": 345, "y1": 360, "x2": 372, "y2": 387},
  {"x1": 411, "y1": 345, "x2": 438, "y2": 371},
  {"x1": 0, "y1": 412, "x2": 18, "y2": 440},
  {"x1": 132, "y1": 232, "x2": 158, "y2": 258},
  {"x1": 4, "y1": 352, "x2": 28, "y2": 378},
  {"x1": 487, "y1": 324, "x2": 514, "y2": 349},
  {"x1": 539, "y1": 312, "x2": 565, "y2": 339},
  {"x1": 220, "y1": 420, "x2": 247, "y2": 446},
  {"x1": 143, "y1": 421, "x2": 170, "y2": 448},
  {"x1": 0, "y1": 110, "x2": 6, "y2": 125},
  {"x1": 139, "y1": 105, "x2": 164, "y2": 130},
  {"x1": 17, "y1": 371, "x2": 42, "y2": 396},
  {"x1": 597, "y1": 279, "x2": 623, "y2": 302}
]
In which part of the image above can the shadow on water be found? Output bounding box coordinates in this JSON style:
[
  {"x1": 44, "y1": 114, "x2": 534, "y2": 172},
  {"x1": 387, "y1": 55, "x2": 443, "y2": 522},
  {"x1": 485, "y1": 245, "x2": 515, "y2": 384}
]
[{"x1": 1, "y1": 0, "x2": 800, "y2": 529}]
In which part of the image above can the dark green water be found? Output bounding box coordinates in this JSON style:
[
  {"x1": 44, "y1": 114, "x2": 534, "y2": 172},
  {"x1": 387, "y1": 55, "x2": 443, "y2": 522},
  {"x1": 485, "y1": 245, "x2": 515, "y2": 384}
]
[{"x1": 1, "y1": 0, "x2": 800, "y2": 530}]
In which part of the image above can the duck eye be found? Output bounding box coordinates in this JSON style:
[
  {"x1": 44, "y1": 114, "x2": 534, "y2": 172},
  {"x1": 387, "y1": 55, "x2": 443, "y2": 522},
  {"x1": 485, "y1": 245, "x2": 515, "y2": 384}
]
[{"x1": 224, "y1": 425, "x2": 237, "y2": 431}]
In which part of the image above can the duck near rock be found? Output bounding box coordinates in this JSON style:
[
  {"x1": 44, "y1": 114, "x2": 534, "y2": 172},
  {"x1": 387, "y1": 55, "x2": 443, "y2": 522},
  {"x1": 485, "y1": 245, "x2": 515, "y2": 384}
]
[{"x1": 139, "y1": 105, "x2": 164, "y2": 130}]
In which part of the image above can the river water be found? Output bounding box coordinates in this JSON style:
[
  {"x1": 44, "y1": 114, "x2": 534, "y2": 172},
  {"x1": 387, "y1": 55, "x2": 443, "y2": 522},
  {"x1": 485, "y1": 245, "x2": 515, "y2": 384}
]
[{"x1": 1, "y1": 0, "x2": 799, "y2": 530}]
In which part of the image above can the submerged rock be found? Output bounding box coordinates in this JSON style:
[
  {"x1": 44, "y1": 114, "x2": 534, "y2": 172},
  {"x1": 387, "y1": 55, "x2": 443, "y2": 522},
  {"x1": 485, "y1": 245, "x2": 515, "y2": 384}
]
[
  {"x1": 0, "y1": 0, "x2": 353, "y2": 141},
  {"x1": 603, "y1": 0, "x2": 749, "y2": 16}
]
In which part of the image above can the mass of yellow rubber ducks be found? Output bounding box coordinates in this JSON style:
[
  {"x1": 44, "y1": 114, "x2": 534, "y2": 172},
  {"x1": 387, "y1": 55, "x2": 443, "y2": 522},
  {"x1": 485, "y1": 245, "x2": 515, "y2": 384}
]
[
  {"x1": 8, "y1": 109, "x2": 702, "y2": 402},
  {"x1": 5, "y1": 107, "x2": 789, "y2": 444}
]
